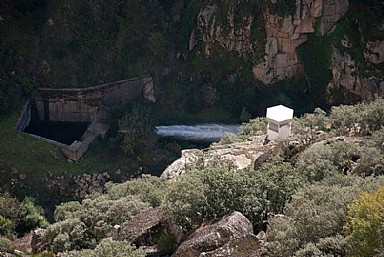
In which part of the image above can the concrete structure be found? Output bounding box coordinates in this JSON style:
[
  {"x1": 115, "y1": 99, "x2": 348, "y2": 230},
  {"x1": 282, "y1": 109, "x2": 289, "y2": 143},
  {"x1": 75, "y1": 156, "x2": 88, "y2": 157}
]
[
  {"x1": 16, "y1": 77, "x2": 155, "y2": 161},
  {"x1": 266, "y1": 105, "x2": 293, "y2": 140},
  {"x1": 32, "y1": 77, "x2": 154, "y2": 122}
]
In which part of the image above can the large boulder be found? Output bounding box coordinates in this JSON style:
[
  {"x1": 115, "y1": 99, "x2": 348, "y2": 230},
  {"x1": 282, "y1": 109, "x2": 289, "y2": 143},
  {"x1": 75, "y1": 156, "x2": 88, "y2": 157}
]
[
  {"x1": 113, "y1": 207, "x2": 182, "y2": 247},
  {"x1": 161, "y1": 135, "x2": 277, "y2": 180},
  {"x1": 172, "y1": 211, "x2": 261, "y2": 257}
]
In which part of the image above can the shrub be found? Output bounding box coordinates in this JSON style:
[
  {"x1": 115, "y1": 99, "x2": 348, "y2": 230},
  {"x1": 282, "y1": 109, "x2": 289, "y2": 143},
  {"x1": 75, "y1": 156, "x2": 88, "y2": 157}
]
[
  {"x1": 165, "y1": 159, "x2": 299, "y2": 230},
  {"x1": 105, "y1": 175, "x2": 167, "y2": 207},
  {"x1": 352, "y1": 146, "x2": 384, "y2": 176},
  {"x1": 296, "y1": 141, "x2": 357, "y2": 182},
  {"x1": 239, "y1": 117, "x2": 267, "y2": 137},
  {"x1": 44, "y1": 192, "x2": 151, "y2": 253},
  {"x1": 17, "y1": 197, "x2": 49, "y2": 234},
  {"x1": 43, "y1": 218, "x2": 89, "y2": 253},
  {"x1": 292, "y1": 108, "x2": 328, "y2": 145},
  {"x1": 0, "y1": 216, "x2": 12, "y2": 236},
  {"x1": 58, "y1": 238, "x2": 145, "y2": 257},
  {"x1": 157, "y1": 233, "x2": 177, "y2": 255},
  {"x1": 264, "y1": 176, "x2": 384, "y2": 256},
  {"x1": 0, "y1": 193, "x2": 47, "y2": 235},
  {"x1": 217, "y1": 131, "x2": 238, "y2": 145},
  {"x1": 344, "y1": 187, "x2": 384, "y2": 257},
  {"x1": 0, "y1": 237, "x2": 14, "y2": 253}
]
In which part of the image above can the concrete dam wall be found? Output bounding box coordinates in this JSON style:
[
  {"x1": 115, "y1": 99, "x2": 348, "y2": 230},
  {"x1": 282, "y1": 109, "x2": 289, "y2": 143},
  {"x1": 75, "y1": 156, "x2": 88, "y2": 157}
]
[
  {"x1": 32, "y1": 76, "x2": 154, "y2": 122},
  {"x1": 17, "y1": 76, "x2": 155, "y2": 160}
]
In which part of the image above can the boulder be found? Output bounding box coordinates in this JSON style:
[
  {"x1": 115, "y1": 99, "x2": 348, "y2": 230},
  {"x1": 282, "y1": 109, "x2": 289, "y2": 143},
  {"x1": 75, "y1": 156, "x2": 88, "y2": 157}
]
[
  {"x1": 161, "y1": 135, "x2": 277, "y2": 180},
  {"x1": 161, "y1": 149, "x2": 203, "y2": 179},
  {"x1": 113, "y1": 207, "x2": 182, "y2": 246},
  {"x1": 172, "y1": 211, "x2": 261, "y2": 257}
]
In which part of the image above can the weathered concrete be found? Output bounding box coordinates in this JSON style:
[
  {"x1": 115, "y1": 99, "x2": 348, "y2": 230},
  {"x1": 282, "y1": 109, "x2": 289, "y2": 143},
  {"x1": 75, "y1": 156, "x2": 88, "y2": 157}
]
[
  {"x1": 32, "y1": 77, "x2": 154, "y2": 122},
  {"x1": 61, "y1": 121, "x2": 110, "y2": 161}
]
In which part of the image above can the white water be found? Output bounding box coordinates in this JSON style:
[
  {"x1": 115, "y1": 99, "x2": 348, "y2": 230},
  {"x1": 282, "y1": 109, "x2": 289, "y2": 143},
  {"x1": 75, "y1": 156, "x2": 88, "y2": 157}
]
[{"x1": 155, "y1": 124, "x2": 240, "y2": 142}]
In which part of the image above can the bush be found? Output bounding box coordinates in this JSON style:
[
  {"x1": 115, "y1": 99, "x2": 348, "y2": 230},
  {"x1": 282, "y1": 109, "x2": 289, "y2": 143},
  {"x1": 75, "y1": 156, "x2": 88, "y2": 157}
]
[
  {"x1": 344, "y1": 187, "x2": 384, "y2": 257},
  {"x1": 217, "y1": 131, "x2": 238, "y2": 145},
  {"x1": 296, "y1": 141, "x2": 357, "y2": 182},
  {"x1": 58, "y1": 238, "x2": 145, "y2": 257},
  {"x1": 292, "y1": 108, "x2": 328, "y2": 145},
  {"x1": 0, "y1": 193, "x2": 48, "y2": 235},
  {"x1": 165, "y1": 159, "x2": 299, "y2": 230},
  {"x1": 239, "y1": 117, "x2": 267, "y2": 137},
  {"x1": 17, "y1": 197, "x2": 49, "y2": 235},
  {"x1": 264, "y1": 176, "x2": 384, "y2": 256},
  {"x1": 0, "y1": 216, "x2": 12, "y2": 236},
  {"x1": 105, "y1": 175, "x2": 167, "y2": 207},
  {"x1": 157, "y1": 233, "x2": 177, "y2": 255},
  {"x1": 44, "y1": 192, "x2": 151, "y2": 253},
  {"x1": 0, "y1": 237, "x2": 14, "y2": 253}
]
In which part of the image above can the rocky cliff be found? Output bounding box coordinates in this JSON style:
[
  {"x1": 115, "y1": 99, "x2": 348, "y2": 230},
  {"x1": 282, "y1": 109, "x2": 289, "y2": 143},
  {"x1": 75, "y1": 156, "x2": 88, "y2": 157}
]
[
  {"x1": 190, "y1": 0, "x2": 349, "y2": 83},
  {"x1": 189, "y1": 0, "x2": 384, "y2": 101}
]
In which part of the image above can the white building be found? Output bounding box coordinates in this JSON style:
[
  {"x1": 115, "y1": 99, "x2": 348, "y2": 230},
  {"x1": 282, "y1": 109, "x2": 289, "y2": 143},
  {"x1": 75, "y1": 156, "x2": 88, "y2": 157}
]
[{"x1": 266, "y1": 105, "x2": 294, "y2": 140}]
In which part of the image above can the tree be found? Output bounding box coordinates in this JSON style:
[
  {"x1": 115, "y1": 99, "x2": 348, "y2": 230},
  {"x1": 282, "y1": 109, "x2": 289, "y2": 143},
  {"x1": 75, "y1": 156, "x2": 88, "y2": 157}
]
[
  {"x1": 118, "y1": 103, "x2": 157, "y2": 156},
  {"x1": 344, "y1": 187, "x2": 384, "y2": 257},
  {"x1": 0, "y1": 193, "x2": 48, "y2": 236}
]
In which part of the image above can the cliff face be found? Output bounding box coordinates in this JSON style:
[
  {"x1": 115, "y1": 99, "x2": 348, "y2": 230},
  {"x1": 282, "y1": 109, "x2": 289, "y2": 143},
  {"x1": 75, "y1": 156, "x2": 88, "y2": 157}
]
[
  {"x1": 189, "y1": 0, "x2": 384, "y2": 101},
  {"x1": 190, "y1": 0, "x2": 349, "y2": 83}
]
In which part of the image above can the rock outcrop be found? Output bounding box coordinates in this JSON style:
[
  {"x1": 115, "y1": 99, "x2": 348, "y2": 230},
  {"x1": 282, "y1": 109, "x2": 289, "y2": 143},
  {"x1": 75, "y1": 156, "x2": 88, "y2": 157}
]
[
  {"x1": 190, "y1": 1, "x2": 350, "y2": 84},
  {"x1": 329, "y1": 47, "x2": 384, "y2": 100},
  {"x1": 365, "y1": 40, "x2": 384, "y2": 64},
  {"x1": 113, "y1": 208, "x2": 182, "y2": 247},
  {"x1": 254, "y1": 0, "x2": 349, "y2": 83},
  {"x1": 189, "y1": 5, "x2": 254, "y2": 56},
  {"x1": 161, "y1": 135, "x2": 277, "y2": 180},
  {"x1": 172, "y1": 211, "x2": 261, "y2": 257}
]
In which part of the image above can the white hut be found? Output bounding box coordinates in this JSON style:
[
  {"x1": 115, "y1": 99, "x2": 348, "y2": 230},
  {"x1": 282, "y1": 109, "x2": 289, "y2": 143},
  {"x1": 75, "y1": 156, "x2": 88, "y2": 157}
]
[{"x1": 266, "y1": 105, "x2": 294, "y2": 140}]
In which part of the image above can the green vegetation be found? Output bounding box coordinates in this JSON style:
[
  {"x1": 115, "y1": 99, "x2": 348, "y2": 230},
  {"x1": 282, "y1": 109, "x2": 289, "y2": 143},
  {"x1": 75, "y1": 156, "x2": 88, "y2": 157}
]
[
  {"x1": 344, "y1": 187, "x2": 384, "y2": 257},
  {"x1": 0, "y1": 192, "x2": 48, "y2": 236},
  {"x1": 0, "y1": 0, "x2": 384, "y2": 255},
  {"x1": 59, "y1": 239, "x2": 145, "y2": 257},
  {"x1": 0, "y1": 98, "x2": 383, "y2": 255}
]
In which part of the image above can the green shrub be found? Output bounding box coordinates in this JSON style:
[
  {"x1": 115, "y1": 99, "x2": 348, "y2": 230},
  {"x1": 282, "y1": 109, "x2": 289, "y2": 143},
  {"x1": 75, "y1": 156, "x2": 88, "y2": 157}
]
[
  {"x1": 157, "y1": 233, "x2": 177, "y2": 255},
  {"x1": 217, "y1": 131, "x2": 238, "y2": 145},
  {"x1": 264, "y1": 176, "x2": 384, "y2": 256},
  {"x1": 296, "y1": 141, "x2": 357, "y2": 182},
  {"x1": 344, "y1": 187, "x2": 384, "y2": 257},
  {"x1": 0, "y1": 237, "x2": 14, "y2": 253},
  {"x1": 44, "y1": 191, "x2": 151, "y2": 253},
  {"x1": 0, "y1": 216, "x2": 13, "y2": 236},
  {"x1": 105, "y1": 175, "x2": 167, "y2": 207},
  {"x1": 0, "y1": 193, "x2": 47, "y2": 235},
  {"x1": 17, "y1": 197, "x2": 49, "y2": 235},
  {"x1": 44, "y1": 218, "x2": 88, "y2": 253},
  {"x1": 165, "y1": 159, "x2": 299, "y2": 230},
  {"x1": 239, "y1": 117, "x2": 267, "y2": 136},
  {"x1": 57, "y1": 238, "x2": 145, "y2": 257}
]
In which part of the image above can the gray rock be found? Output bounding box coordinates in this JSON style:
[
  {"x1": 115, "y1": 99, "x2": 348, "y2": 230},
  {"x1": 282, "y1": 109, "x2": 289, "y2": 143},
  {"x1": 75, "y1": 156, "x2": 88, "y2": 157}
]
[{"x1": 172, "y1": 211, "x2": 261, "y2": 257}]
